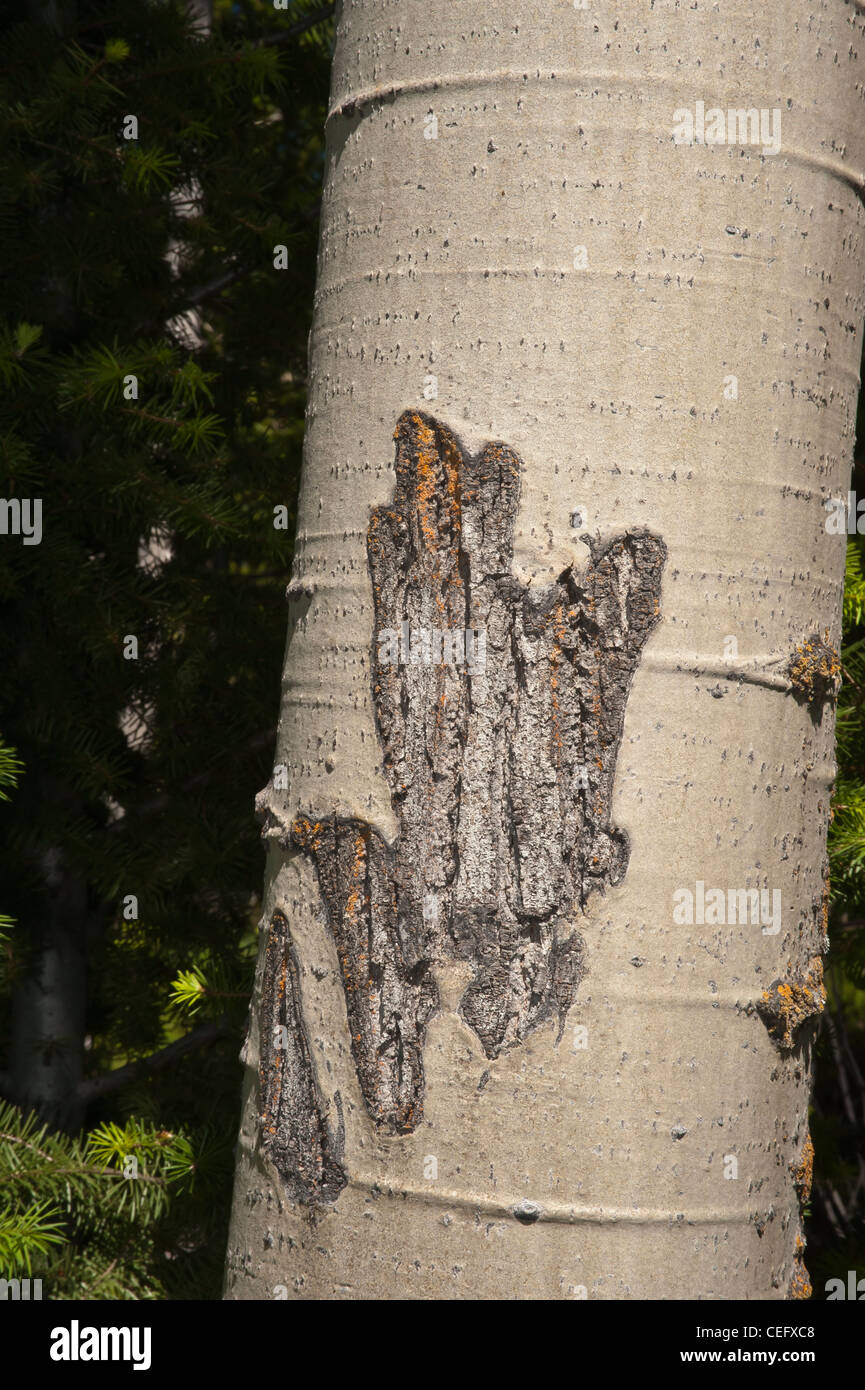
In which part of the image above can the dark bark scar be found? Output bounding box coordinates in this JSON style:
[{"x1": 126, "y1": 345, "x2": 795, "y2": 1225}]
[
  {"x1": 258, "y1": 909, "x2": 347, "y2": 1205},
  {"x1": 287, "y1": 410, "x2": 667, "y2": 1139}
]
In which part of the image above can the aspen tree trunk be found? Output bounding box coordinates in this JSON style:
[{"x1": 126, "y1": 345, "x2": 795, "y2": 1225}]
[{"x1": 226, "y1": 0, "x2": 865, "y2": 1299}]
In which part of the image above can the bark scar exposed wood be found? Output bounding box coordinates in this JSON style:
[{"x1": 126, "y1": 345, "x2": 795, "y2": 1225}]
[
  {"x1": 258, "y1": 909, "x2": 347, "y2": 1204},
  {"x1": 290, "y1": 410, "x2": 667, "y2": 1133}
]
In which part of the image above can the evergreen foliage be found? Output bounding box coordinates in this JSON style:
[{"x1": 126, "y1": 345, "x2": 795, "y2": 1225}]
[
  {"x1": 810, "y1": 383, "x2": 865, "y2": 1293},
  {"x1": 0, "y1": 0, "x2": 333, "y2": 1298}
]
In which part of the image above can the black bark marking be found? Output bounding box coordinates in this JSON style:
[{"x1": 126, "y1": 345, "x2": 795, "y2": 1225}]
[
  {"x1": 290, "y1": 410, "x2": 666, "y2": 1132},
  {"x1": 258, "y1": 910, "x2": 347, "y2": 1204}
]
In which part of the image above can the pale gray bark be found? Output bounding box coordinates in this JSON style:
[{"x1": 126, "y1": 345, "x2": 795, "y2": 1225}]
[{"x1": 226, "y1": 0, "x2": 865, "y2": 1300}]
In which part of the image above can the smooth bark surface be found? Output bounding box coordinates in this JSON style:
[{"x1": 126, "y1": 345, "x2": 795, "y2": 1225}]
[{"x1": 226, "y1": 0, "x2": 865, "y2": 1299}]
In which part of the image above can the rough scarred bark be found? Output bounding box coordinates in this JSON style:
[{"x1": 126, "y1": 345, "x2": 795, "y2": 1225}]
[
  {"x1": 257, "y1": 910, "x2": 347, "y2": 1205},
  {"x1": 278, "y1": 411, "x2": 665, "y2": 1158}
]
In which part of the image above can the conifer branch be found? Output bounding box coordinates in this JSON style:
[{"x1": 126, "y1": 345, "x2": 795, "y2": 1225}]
[
  {"x1": 77, "y1": 1016, "x2": 229, "y2": 1104},
  {"x1": 257, "y1": 4, "x2": 336, "y2": 47}
]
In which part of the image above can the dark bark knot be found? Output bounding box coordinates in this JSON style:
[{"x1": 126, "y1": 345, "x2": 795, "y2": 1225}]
[
  {"x1": 270, "y1": 410, "x2": 666, "y2": 1195},
  {"x1": 755, "y1": 955, "x2": 826, "y2": 1052},
  {"x1": 787, "y1": 632, "x2": 840, "y2": 722}
]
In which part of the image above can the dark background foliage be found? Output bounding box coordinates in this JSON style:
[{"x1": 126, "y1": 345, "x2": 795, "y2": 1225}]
[
  {"x1": 0, "y1": 0, "x2": 333, "y2": 1298},
  {"x1": 0, "y1": 0, "x2": 862, "y2": 1301}
]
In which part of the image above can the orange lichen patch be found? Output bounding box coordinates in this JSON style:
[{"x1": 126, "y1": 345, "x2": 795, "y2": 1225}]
[
  {"x1": 790, "y1": 1254, "x2": 812, "y2": 1300},
  {"x1": 290, "y1": 817, "x2": 323, "y2": 853},
  {"x1": 820, "y1": 878, "x2": 831, "y2": 940},
  {"x1": 344, "y1": 830, "x2": 367, "y2": 923},
  {"x1": 757, "y1": 955, "x2": 826, "y2": 1050},
  {"x1": 791, "y1": 1134, "x2": 815, "y2": 1207},
  {"x1": 788, "y1": 631, "x2": 841, "y2": 707},
  {"x1": 400, "y1": 411, "x2": 462, "y2": 550}
]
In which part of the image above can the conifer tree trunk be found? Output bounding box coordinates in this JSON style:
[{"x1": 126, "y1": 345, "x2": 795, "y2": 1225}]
[
  {"x1": 7, "y1": 0, "x2": 88, "y2": 1133},
  {"x1": 226, "y1": 0, "x2": 865, "y2": 1299},
  {"x1": 8, "y1": 797, "x2": 87, "y2": 1133},
  {"x1": 29, "y1": 0, "x2": 75, "y2": 37}
]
